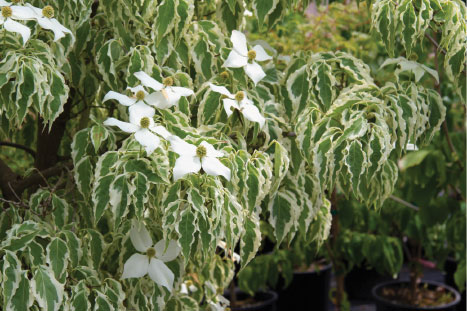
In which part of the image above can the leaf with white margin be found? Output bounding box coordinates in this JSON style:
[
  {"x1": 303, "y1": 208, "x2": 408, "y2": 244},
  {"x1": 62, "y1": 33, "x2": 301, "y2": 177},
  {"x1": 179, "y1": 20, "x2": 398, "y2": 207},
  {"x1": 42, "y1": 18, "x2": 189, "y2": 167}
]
[
  {"x1": 46, "y1": 237, "x2": 69, "y2": 283},
  {"x1": 240, "y1": 213, "x2": 261, "y2": 268},
  {"x1": 176, "y1": 208, "x2": 197, "y2": 262},
  {"x1": 2, "y1": 251, "x2": 22, "y2": 309},
  {"x1": 31, "y1": 265, "x2": 64, "y2": 311}
]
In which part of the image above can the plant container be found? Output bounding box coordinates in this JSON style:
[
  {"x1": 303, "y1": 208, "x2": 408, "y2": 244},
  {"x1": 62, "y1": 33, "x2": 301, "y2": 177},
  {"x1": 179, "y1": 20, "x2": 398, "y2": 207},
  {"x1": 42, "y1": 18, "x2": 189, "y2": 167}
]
[
  {"x1": 344, "y1": 266, "x2": 394, "y2": 300},
  {"x1": 372, "y1": 280, "x2": 461, "y2": 311},
  {"x1": 276, "y1": 262, "x2": 332, "y2": 311},
  {"x1": 225, "y1": 289, "x2": 278, "y2": 311},
  {"x1": 444, "y1": 257, "x2": 466, "y2": 311}
]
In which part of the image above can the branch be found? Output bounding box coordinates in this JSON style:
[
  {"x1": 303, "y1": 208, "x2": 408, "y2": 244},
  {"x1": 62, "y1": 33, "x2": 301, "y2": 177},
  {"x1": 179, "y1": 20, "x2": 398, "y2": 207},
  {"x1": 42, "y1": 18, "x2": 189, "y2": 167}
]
[
  {"x1": 389, "y1": 195, "x2": 419, "y2": 211},
  {"x1": 0, "y1": 141, "x2": 36, "y2": 158},
  {"x1": 14, "y1": 161, "x2": 73, "y2": 194},
  {"x1": 425, "y1": 32, "x2": 466, "y2": 76},
  {"x1": 0, "y1": 157, "x2": 19, "y2": 200}
]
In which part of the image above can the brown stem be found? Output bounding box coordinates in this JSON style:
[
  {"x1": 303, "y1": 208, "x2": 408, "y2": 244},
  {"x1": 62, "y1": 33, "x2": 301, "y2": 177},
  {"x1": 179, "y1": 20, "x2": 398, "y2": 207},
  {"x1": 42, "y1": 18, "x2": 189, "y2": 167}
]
[
  {"x1": 0, "y1": 157, "x2": 20, "y2": 200},
  {"x1": 329, "y1": 188, "x2": 345, "y2": 310},
  {"x1": 0, "y1": 142, "x2": 36, "y2": 158},
  {"x1": 431, "y1": 39, "x2": 464, "y2": 169},
  {"x1": 229, "y1": 279, "x2": 237, "y2": 308},
  {"x1": 35, "y1": 89, "x2": 73, "y2": 170}
]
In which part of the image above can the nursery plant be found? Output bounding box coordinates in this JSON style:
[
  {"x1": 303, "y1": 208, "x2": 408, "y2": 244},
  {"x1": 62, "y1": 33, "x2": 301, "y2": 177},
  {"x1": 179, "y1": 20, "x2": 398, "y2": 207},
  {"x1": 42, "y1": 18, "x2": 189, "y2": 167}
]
[{"x1": 0, "y1": 1, "x2": 465, "y2": 311}]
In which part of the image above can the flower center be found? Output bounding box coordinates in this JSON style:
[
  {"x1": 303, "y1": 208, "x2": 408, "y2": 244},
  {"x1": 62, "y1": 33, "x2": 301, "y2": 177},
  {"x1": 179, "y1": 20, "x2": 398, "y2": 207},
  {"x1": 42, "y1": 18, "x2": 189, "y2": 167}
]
[
  {"x1": 140, "y1": 117, "x2": 150, "y2": 129},
  {"x1": 196, "y1": 145, "x2": 207, "y2": 158},
  {"x1": 1, "y1": 6, "x2": 12, "y2": 18},
  {"x1": 235, "y1": 91, "x2": 245, "y2": 102},
  {"x1": 42, "y1": 5, "x2": 54, "y2": 19},
  {"x1": 146, "y1": 247, "x2": 156, "y2": 258},
  {"x1": 220, "y1": 71, "x2": 229, "y2": 79},
  {"x1": 11, "y1": 0, "x2": 21, "y2": 4},
  {"x1": 163, "y1": 77, "x2": 173, "y2": 87},
  {"x1": 136, "y1": 90, "x2": 145, "y2": 101},
  {"x1": 185, "y1": 280, "x2": 193, "y2": 287},
  {"x1": 247, "y1": 50, "x2": 256, "y2": 61}
]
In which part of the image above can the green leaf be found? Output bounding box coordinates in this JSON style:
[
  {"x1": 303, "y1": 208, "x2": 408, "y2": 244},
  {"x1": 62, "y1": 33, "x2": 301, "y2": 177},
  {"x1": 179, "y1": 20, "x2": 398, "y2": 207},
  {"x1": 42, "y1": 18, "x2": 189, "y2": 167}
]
[
  {"x1": 313, "y1": 62, "x2": 335, "y2": 112},
  {"x1": 240, "y1": 213, "x2": 261, "y2": 268},
  {"x1": 86, "y1": 229, "x2": 105, "y2": 270},
  {"x1": 155, "y1": 0, "x2": 177, "y2": 43},
  {"x1": 51, "y1": 194, "x2": 68, "y2": 229},
  {"x1": 398, "y1": 0, "x2": 417, "y2": 57},
  {"x1": 31, "y1": 266, "x2": 64, "y2": 311},
  {"x1": 46, "y1": 238, "x2": 69, "y2": 283},
  {"x1": 268, "y1": 190, "x2": 295, "y2": 244},
  {"x1": 92, "y1": 175, "x2": 114, "y2": 223},
  {"x1": 75, "y1": 156, "x2": 94, "y2": 198},
  {"x1": 345, "y1": 140, "x2": 366, "y2": 196},
  {"x1": 253, "y1": 0, "x2": 279, "y2": 27},
  {"x1": 398, "y1": 150, "x2": 431, "y2": 171},
  {"x1": 177, "y1": 208, "x2": 197, "y2": 261},
  {"x1": 132, "y1": 172, "x2": 149, "y2": 219},
  {"x1": 2, "y1": 251, "x2": 22, "y2": 308},
  {"x1": 286, "y1": 65, "x2": 310, "y2": 120},
  {"x1": 71, "y1": 290, "x2": 90, "y2": 311},
  {"x1": 90, "y1": 124, "x2": 109, "y2": 153},
  {"x1": 10, "y1": 271, "x2": 33, "y2": 311},
  {"x1": 60, "y1": 230, "x2": 82, "y2": 268},
  {"x1": 372, "y1": 0, "x2": 396, "y2": 57},
  {"x1": 109, "y1": 174, "x2": 133, "y2": 228}
]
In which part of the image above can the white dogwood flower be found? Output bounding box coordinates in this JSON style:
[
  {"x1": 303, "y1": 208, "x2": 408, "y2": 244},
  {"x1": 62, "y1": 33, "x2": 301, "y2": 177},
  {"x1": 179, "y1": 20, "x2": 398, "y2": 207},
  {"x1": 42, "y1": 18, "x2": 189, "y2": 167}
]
[
  {"x1": 169, "y1": 137, "x2": 231, "y2": 181},
  {"x1": 180, "y1": 280, "x2": 198, "y2": 294},
  {"x1": 0, "y1": 1, "x2": 33, "y2": 44},
  {"x1": 209, "y1": 83, "x2": 265, "y2": 127},
  {"x1": 134, "y1": 71, "x2": 194, "y2": 109},
  {"x1": 24, "y1": 4, "x2": 73, "y2": 42},
  {"x1": 121, "y1": 220, "x2": 181, "y2": 291},
  {"x1": 217, "y1": 240, "x2": 240, "y2": 262},
  {"x1": 209, "y1": 295, "x2": 230, "y2": 311},
  {"x1": 223, "y1": 30, "x2": 272, "y2": 85},
  {"x1": 103, "y1": 102, "x2": 171, "y2": 154}
]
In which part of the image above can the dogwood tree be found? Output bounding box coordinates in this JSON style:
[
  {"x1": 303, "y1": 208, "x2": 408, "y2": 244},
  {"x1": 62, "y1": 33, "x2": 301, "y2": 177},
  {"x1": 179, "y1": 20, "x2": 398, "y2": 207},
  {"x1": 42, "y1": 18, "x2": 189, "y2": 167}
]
[{"x1": 0, "y1": 0, "x2": 464, "y2": 310}]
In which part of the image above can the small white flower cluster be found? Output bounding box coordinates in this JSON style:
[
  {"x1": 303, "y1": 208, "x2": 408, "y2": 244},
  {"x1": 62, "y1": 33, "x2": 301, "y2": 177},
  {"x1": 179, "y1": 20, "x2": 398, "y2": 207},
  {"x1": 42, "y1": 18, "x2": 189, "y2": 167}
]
[
  {"x1": 0, "y1": 0, "x2": 73, "y2": 45},
  {"x1": 122, "y1": 220, "x2": 181, "y2": 291},
  {"x1": 103, "y1": 71, "x2": 231, "y2": 181}
]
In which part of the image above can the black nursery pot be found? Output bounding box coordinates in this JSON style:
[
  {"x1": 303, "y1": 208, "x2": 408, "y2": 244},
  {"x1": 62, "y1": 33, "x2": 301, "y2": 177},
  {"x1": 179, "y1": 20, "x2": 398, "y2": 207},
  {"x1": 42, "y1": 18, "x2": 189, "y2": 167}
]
[
  {"x1": 344, "y1": 266, "x2": 393, "y2": 300},
  {"x1": 444, "y1": 257, "x2": 466, "y2": 311},
  {"x1": 225, "y1": 289, "x2": 278, "y2": 311},
  {"x1": 372, "y1": 280, "x2": 461, "y2": 311},
  {"x1": 277, "y1": 262, "x2": 332, "y2": 311}
]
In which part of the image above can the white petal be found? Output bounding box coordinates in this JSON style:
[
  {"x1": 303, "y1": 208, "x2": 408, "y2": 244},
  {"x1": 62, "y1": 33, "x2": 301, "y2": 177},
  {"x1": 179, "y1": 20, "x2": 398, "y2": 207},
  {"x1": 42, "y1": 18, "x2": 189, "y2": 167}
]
[
  {"x1": 104, "y1": 118, "x2": 139, "y2": 133},
  {"x1": 130, "y1": 220, "x2": 153, "y2": 252},
  {"x1": 36, "y1": 17, "x2": 65, "y2": 41},
  {"x1": 4, "y1": 19, "x2": 30, "y2": 45},
  {"x1": 241, "y1": 103, "x2": 265, "y2": 127},
  {"x1": 202, "y1": 157, "x2": 231, "y2": 181},
  {"x1": 223, "y1": 50, "x2": 248, "y2": 68},
  {"x1": 148, "y1": 258, "x2": 175, "y2": 291},
  {"x1": 180, "y1": 283, "x2": 188, "y2": 294},
  {"x1": 127, "y1": 85, "x2": 146, "y2": 95},
  {"x1": 134, "y1": 71, "x2": 163, "y2": 91},
  {"x1": 245, "y1": 61, "x2": 266, "y2": 85},
  {"x1": 10, "y1": 6, "x2": 37, "y2": 20},
  {"x1": 200, "y1": 141, "x2": 224, "y2": 158},
  {"x1": 230, "y1": 30, "x2": 248, "y2": 56},
  {"x1": 209, "y1": 83, "x2": 233, "y2": 98},
  {"x1": 129, "y1": 101, "x2": 155, "y2": 125},
  {"x1": 171, "y1": 86, "x2": 194, "y2": 97},
  {"x1": 103, "y1": 91, "x2": 136, "y2": 106},
  {"x1": 168, "y1": 136, "x2": 197, "y2": 156},
  {"x1": 49, "y1": 18, "x2": 73, "y2": 42},
  {"x1": 244, "y1": 9, "x2": 253, "y2": 17},
  {"x1": 121, "y1": 253, "x2": 149, "y2": 279},
  {"x1": 173, "y1": 156, "x2": 201, "y2": 181},
  {"x1": 165, "y1": 88, "x2": 182, "y2": 107},
  {"x1": 252, "y1": 45, "x2": 272, "y2": 61},
  {"x1": 135, "y1": 129, "x2": 160, "y2": 155},
  {"x1": 0, "y1": 0, "x2": 10, "y2": 6},
  {"x1": 24, "y1": 4, "x2": 42, "y2": 16},
  {"x1": 151, "y1": 125, "x2": 171, "y2": 140},
  {"x1": 222, "y1": 98, "x2": 239, "y2": 117},
  {"x1": 143, "y1": 92, "x2": 164, "y2": 108},
  {"x1": 154, "y1": 240, "x2": 181, "y2": 262}
]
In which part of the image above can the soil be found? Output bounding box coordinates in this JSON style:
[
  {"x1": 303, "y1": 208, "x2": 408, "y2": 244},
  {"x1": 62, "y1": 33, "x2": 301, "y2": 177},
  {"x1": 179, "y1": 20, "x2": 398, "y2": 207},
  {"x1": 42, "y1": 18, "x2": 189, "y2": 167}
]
[
  {"x1": 380, "y1": 283, "x2": 455, "y2": 308},
  {"x1": 294, "y1": 258, "x2": 328, "y2": 273}
]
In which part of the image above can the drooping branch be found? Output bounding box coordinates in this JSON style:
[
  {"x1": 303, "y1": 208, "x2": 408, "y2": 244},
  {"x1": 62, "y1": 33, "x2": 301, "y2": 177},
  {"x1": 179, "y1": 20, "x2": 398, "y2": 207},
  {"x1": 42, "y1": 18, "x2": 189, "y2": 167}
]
[{"x1": 0, "y1": 141, "x2": 36, "y2": 158}]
